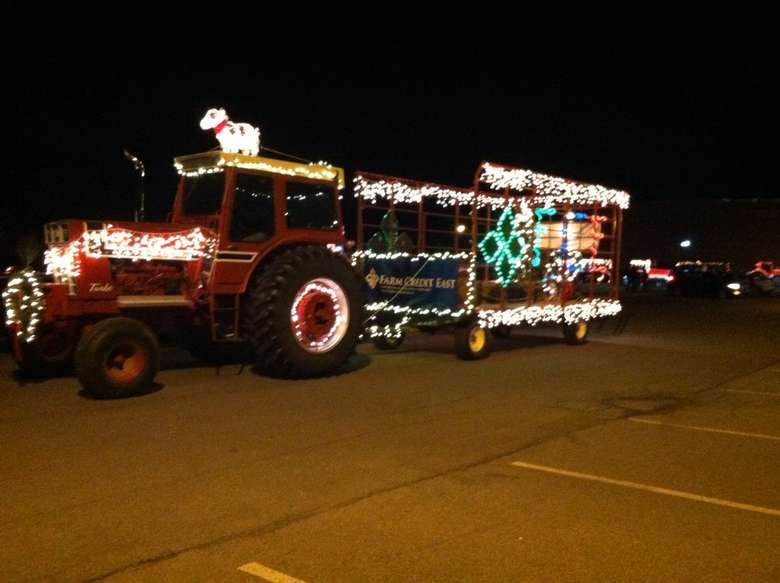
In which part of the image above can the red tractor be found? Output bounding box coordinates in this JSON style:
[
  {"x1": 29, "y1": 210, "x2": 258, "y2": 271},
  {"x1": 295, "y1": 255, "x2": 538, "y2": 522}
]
[{"x1": 3, "y1": 151, "x2": 364, "y2": 397}]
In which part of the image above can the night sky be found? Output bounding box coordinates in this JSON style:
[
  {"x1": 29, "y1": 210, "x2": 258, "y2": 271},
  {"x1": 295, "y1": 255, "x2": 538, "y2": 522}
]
[{"x1": 6, "y1": 19, "x2": 777, "y2": 265}]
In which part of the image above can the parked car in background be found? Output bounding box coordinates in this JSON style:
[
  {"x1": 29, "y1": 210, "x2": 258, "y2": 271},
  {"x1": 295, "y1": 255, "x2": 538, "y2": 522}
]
[
  {"x1": 646, "y1": 267, "x2": 673, "y2": 290},
  {"x1": 667, "y1": 261, "x2": 745, "y2": 298},
  {"x1": 745, "y1": 261, "x2": 780, "y2": 296}
]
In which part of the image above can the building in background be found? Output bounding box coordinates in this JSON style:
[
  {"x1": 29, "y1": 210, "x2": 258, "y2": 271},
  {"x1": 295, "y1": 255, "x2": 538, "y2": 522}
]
[{"x1": 623, "y1": 199, "x2": 779, "y2": 271}]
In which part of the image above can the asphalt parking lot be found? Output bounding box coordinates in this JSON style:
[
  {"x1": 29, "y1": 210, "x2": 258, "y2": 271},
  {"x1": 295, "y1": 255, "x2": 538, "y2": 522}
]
[{"x1": 1, "y1": 294, "x2": 778, "y2": 582}]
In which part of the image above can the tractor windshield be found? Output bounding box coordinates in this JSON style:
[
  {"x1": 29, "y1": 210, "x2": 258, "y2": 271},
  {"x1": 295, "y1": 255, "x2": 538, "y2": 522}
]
[{"x1": 182, "y1": 172, "x2": 225, "y2": 216}]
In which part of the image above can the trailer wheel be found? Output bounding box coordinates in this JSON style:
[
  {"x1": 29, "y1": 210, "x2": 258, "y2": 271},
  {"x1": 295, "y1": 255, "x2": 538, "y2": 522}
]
[
  {"x1": 19, "y1": 323, "x2": 78, "y2": 377},
  {"x1": 244, "y1": 246, "x2": 364, "y2": 378},
  {"x1": 373, "y1": 332, "x2": 405, "y2": 350},
  {"x1": 563, "y1": 320, "x2": 589, "y2": 345},
  {"x1": 454, "y1": 321, "x2": 492, "y2": 360},
  {"x1": 74, "y1": 317, "x2": 160, "y2": 398}
]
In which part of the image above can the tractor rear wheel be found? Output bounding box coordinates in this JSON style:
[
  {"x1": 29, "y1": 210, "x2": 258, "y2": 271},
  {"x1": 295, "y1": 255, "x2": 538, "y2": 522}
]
[
  {"x1": 243, "y1": 246, "x2": 364, "y2": 378},
  {"x1": 74, "y1": 317, "x2": 160, "y2": 398}
]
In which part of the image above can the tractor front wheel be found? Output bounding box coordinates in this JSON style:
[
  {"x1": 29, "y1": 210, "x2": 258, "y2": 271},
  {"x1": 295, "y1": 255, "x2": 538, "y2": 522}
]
[{"x1": 74, "y1": 318, "x2": 160, "y2": 398}]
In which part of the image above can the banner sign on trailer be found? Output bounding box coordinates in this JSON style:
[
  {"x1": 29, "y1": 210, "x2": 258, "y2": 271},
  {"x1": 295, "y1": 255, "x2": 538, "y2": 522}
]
[{"x1": 364, "y1": 257, "x2": 459, "y2": 310}]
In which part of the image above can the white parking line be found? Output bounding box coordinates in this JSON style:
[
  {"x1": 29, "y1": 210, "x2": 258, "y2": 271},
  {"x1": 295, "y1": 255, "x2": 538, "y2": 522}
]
[
  {"x1": 510, "y1": 461, "x2": 780, "y2": 517},
  {"x1": 722, "y1": 389, "x2": 780, "y2": 397},
  {"x1": 238, "y1": 562, "x2": 308, "y2": 583},
  {"x1": 629, "y1": 417, "x2": 780, "y2": 441}
]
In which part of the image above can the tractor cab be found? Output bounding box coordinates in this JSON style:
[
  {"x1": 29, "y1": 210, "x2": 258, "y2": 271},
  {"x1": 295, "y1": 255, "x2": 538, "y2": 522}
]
[
  {"x1": 172, "y1": 151, "x2": 347, "y2": 295},
  {"x1": 173, "y1": 152, "x2": 345, "y2": 242}
]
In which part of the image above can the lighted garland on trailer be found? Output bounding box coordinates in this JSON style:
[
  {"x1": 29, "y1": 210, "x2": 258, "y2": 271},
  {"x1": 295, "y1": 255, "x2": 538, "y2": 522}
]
[
  {"x1": 351, "y1": 250, "x2": 471, "y2": 262},
  {"x1": 479, "y1": 163, "x2": 631, "y2": 210},
  {"x1": 478, "y1": 298, "x2": 622, "y2": 329},
  {"x1": 2, "y1": 270, "x2": 45, "y2": 343},
  {"x1": 353, "y1": 175, "x2": 506, "y2": 209}
]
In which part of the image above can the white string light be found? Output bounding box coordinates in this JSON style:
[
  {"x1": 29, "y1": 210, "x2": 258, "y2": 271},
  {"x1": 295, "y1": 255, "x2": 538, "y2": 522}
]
[
  {"x1": 3, "y1": 270, "x2": 45, "y2": 343},
  {"x1": 353, "y1": 176, "x2": 506, "y2": 209},
  {"x1": 290, "y1": 281, "x2": 345, "y2": 351},
  {"x1": 83, "y1": 226, "x2": 215, "y2": 262},
  {"x1": 479, "y1": 163, "x2": 631, "y2": 209},
  {"x1": 478, "y1": 298, "x2": 622, "y2": 328},
  {"x1": 44, "y1": 226, "x2": 217, "y2": 294},
  {"x1": 363, "y1": 316, "x2": 410, "y2": 340},
  {"x1": 351, "y1": 250, "x2": 471, "y2": 262},
  {"x1": 175, "y1": 156, "x2": 344, "y2": 189}
]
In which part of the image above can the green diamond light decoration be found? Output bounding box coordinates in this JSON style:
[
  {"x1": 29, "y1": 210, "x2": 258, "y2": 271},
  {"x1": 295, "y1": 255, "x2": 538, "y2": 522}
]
[{"x1": 479, "y1": 207, "x2": 530, "y2": 287}]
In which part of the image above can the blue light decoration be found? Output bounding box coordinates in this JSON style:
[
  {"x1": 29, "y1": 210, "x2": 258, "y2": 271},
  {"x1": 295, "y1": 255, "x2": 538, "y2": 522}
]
[
  {"x1": 542, "y1": 210, "x2": 586, "y2": 296},
  {"x1": 532, "y1": 208, "x2": 556, "y2": 267}
]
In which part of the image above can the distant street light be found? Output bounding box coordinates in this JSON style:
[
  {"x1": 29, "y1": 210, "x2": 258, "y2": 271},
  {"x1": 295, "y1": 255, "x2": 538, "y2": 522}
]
[
  {"x1": 680, "y1": 239, "x2": 692, "y2": 248},
  {"x1": 456, "y1": 224, "x2": 467, "y2": 233}
]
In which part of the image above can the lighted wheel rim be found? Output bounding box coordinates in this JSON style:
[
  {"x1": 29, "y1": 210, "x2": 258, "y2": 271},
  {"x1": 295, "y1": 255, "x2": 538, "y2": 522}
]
[
  {"x1": 291, "y1": 278, "x2": 350, "y2": 354},
  {"x1": 104, "y1": 341, "x2": 146, "y2": 384},
  {"x1": 575, "y1": 321, "x2": 588, "y2": 340},
  {"x1": 469, "y1": 327, "x2": 486, "y2": 353}
]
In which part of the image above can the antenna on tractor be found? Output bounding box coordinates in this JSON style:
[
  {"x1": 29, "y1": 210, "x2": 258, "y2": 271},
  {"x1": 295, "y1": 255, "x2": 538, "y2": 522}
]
[{"x1": 123, "y1": 149, "x2": 146, "y2": 222}]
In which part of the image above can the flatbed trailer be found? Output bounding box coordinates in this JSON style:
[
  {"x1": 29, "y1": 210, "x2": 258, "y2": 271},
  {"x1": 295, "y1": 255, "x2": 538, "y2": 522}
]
[{"x1": 353, "y1": 161, "x2": 629, "y2": 358}]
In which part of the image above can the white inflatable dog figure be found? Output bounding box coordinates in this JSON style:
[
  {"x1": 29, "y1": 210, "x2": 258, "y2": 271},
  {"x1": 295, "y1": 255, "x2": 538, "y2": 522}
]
[{"x1": 199, "y1": 108, "x2": 260, "y2": 156}]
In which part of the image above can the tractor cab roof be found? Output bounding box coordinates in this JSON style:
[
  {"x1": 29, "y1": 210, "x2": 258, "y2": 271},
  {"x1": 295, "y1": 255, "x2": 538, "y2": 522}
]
[{"x1": 174, "y1": 151, "x2": 346, "y2": 190}]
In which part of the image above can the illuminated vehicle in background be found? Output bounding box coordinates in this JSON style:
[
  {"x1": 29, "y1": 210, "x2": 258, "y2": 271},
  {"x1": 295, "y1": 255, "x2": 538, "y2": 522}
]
[
  {"x1": 746, "y1": 261, "x2": 780, "y2": 296},
  {"x1": 648, "y1": 267, "x2": 673, "y2": 285},
  {"x1": 667, "y1": 261, "x2": 744, "y2": 298},
  {"x1": 623, "y1": 259, "x2": 672, "y2": 291}
]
